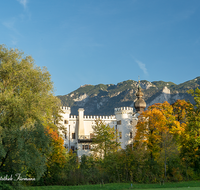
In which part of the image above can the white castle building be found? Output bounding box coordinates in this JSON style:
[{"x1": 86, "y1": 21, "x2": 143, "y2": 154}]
[{"x1": 59, "y1": 83, "x2": 146, "y2": 158}]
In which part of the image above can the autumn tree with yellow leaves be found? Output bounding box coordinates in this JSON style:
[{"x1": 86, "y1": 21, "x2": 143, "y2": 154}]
[
  {"x1": 178, "y1": 88, "x2": 200, "y2": 177},
  {"x1": 134, "y1": 101, "x2": 181, "y2": 181}
]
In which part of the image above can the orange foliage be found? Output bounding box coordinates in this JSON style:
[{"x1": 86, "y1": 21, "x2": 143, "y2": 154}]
[
  {"x1": 134, "y1": 101, "x2": 181, "y2": 159},
  {"x1": 172, "y1": 99, "x2": 192, "y2": 123},
  {"x1": 149, "y1": 101, "x2": 173, "y2": 115},
  {"x1": 171, "y1": 100, "x2": 194, "y2": 139},
  {"x1": 149, "y1": 101, "x2": 187, "y2": 137},
  {"x1": 135, "y1": 109, "x2": 167, "y2": 150},
  {"x1": 45, "y1": 126, "x2": 66, "y2": 168}
]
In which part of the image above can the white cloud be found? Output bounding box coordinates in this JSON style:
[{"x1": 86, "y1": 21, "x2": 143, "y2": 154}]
[
  {"x1": 2, "y1": 18, "x2": 22, "y2": 36},
  {"x1": 17, "y1": 0, "x2": 28, "y2": 9},
  {"x1": 135, "y1": 59, "x2": 148, "y2": 75}
]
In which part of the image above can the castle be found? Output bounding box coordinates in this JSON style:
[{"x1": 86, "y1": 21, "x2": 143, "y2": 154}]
[{"x1": 59, "y1": 82, "x2": 146, "y2": 158}]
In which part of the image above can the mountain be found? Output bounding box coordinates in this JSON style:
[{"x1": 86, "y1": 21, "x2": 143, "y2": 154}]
[{"x1": 57, "y1": 77, "x2": 200, "y2": 116}]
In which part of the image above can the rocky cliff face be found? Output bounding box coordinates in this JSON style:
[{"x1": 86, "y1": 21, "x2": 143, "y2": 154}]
[{"x1": 57, "y1": 77, "x2": 200, "y2": 115}]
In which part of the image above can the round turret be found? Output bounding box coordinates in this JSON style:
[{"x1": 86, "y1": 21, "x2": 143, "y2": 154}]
[
  {"x1": 134, "y1": 98, "x2": 146, "y2": 109},
  {"x1": 134, "y1": 81, "x2": 146, "y2": 113},
  {"x1": 136, "y1": 87, "x2": 144, "y2": 97}
]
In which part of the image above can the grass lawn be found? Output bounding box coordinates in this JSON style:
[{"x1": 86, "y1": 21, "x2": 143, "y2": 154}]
[
  {"x1": 24, "y1": 181, "x2": 200, "y2": 190},
  {"x1": 139, "y1": 188, "x2": 199, "y2": 190}
]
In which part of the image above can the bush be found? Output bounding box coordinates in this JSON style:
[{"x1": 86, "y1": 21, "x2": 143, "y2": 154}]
[{"x1": 0, "y1": 183, "x2": 14, "y2": 190}]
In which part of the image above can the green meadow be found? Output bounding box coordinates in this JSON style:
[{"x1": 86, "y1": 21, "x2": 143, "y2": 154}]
[{"x1": 24, "y1": 181, "x2": 200, "y2": 190}]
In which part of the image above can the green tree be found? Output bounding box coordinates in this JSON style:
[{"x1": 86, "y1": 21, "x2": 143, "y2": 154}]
[
  {"x1": 179, "y1": 88, "x2": 200, "y2": 177},
  {"x1": 91, "y1": 120, "x2": 120, "y2": 158},
  {"x1": 0, "y1": 45, "x2": 62, "y2": 180}
]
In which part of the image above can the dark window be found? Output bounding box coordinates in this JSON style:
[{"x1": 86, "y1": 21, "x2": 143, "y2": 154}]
[
  {"x1": 65, "y1": 132, "x2": 67, "y2": 139},
  {"x1": 82, "y1": 145, "x2": 91, "y2": 150},
  {"x1": 85, "y1": 145, "x2": 89, "y2": 150},
  {"x1": 71, "y1": 146, "x2": 75, "y2": 151},
  {"x1": 130, "y1": 120, "x2": 132, "y2": 124},
  {"x1": 72, "y1": 133, "x2": 75, "y2": 139},
  {"x1": 64, "y1": 120, "x2": 68, "y2": 124},
  {"x1": 130, "y1": 132, "x2": 132, "y2": 139},
  {"x1": 119, "y1": 132, "x2": 122, "y2": 139},
  {"x1": 117, "y1": 120, "x2": 121, "y2": 125}
]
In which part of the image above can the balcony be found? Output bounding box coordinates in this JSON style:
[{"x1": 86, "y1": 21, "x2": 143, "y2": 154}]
[{"x1": 78, "y1": 134, "x2": 94, "y2": 143}]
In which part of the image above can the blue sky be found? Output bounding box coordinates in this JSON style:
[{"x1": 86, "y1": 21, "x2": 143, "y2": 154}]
[{"x1": 1, "y1": 0, "x2": 200, "y2": 96}]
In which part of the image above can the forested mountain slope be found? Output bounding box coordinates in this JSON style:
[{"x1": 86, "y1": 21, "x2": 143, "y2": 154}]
[{"x1": 57, "y1": 77, "x2": 200, "y2": 115}]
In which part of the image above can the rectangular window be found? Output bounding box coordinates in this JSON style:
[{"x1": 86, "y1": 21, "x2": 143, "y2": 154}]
[
  {"x1": 119, "y1": 132, "x2": 122, "y2": 139},
  {"x1": 117, "y1": 120, "x2": 121, "y2": 125},
  {"x1": 64, "y1": 120, "x2": 68, "y2": 124},
  {"x1": 72, "y1": 133, "x2": 75, "y2": 139},
  {"x1": 85, "y1": 145, "x2": 89, "y2": 150},
  {"x1": 82, "y1": 145, "x2": 91, "y2": 150},
  {"x1": 65, "y1": 132, "x2": 67, "y2": 139},
  {"x1": 71, "y1": 146, "x2": 75, "y2": 151},
  {"x1": 130, "y1": 132, "x2": 132, "y2": 139},
  {"x1": 130, "y1": 120, "x2": 132, "y2": 124}
]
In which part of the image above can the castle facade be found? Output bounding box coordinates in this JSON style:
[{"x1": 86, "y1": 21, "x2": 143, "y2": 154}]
[{"x1": 59, "y1": 82, "x2": 146, "y2": 158}]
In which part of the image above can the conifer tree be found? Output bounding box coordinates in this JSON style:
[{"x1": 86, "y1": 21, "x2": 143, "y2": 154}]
[{"x1": 91, "y1": 120, "x2": 120, "y2": 158}]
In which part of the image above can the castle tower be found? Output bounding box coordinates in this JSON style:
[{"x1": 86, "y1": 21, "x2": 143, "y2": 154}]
[
  {"x1": 78, "y1": 108, "x2": 85, "y2": 136},
  {"x1": 114, "y1": 107, "x2": 133, "y2": 149},
  {"x1": 134, "y1": 80, "x2": 146, "y2": 113},
  {"x1": 61, "y1": 106, "x2": 71, "y2": 121}
]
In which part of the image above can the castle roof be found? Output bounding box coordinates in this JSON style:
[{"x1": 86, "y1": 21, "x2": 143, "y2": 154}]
[{"x1": 134, "y1": 80, "x2": 146, "y2": 112}]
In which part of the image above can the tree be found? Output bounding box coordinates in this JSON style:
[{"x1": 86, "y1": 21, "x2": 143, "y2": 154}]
[
  {"x1": 45, "y1": 127, "x2": 67, "y2": 170},
  {"x1": 134, "y1": 102, "x2": 180, "y2": 181},
  {"x1": 34, "y1": 126, "x2": 69, "y2": 185},
  {"x1": 178, "y1": 88, "x2": 200, "y2": 176},
  {"x1": 91, "y1": 120, "x2": 120, "y2": 159},
  {"x1": 172, "y1": 99, "x2": 191, "y2": 124},
  {"x1": 171, "y1": 99, "x2": 192, "y2": 150},
  {"x1": 135, "y1": 107, "x2": 168, "y2": 160},
  {"x1": 0, "y1": 45, "x2": 62, "y2": 180}
]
